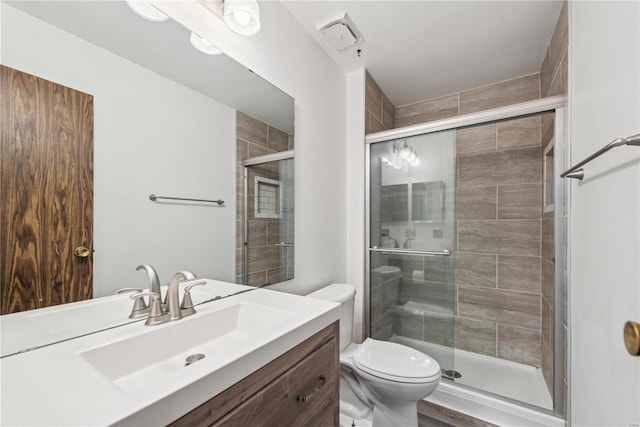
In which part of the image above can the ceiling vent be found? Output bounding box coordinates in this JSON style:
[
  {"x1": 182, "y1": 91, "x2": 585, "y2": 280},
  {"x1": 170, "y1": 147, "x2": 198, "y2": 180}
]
[{"x1": 318, "y1": 13, "x2": 363, "y2": 52}]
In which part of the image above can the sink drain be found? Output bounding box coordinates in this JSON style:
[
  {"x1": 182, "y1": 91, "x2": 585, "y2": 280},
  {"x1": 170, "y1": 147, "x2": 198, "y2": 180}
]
[
  {"x1": 185, "y1": 353, "x2": 205, "y2": 366},
  {"x1": 442, "y1": 369, "x2": 462, "y2": 379}
]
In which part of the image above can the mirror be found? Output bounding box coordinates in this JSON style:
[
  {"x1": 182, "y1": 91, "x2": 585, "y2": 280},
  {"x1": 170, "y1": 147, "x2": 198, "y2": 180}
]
[
  {"x1": 380, "y1": 181, "x2": 445, "y2": 223},
  {"x1": 0, "y1": 0, "x2": 294, "y2": 353}
]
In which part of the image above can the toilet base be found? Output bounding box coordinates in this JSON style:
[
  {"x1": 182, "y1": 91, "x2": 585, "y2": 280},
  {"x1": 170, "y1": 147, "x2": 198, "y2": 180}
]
[
  {"x1": 339, "y1": 411, "x2": 372, "y2": 427},
  {"x1": 338, "y1": 400, "x2": 419, "y2": 427}
]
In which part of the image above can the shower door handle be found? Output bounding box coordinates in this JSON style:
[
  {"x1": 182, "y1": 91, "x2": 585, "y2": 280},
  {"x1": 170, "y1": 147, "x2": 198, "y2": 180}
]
[{"x1": 369, "y1": 247, "x2": 452, "y2": 256}]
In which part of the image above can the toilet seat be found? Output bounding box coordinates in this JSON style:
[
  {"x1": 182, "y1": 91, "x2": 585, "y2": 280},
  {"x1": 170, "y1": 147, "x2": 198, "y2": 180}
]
[{"x1": 352, "y1": 338, "x2": 440, "y2": 384}]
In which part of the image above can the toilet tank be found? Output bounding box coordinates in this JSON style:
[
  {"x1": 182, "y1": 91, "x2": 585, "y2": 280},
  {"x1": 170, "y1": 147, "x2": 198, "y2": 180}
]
[{"x1": 307, "y1": 283, "x2": 355, "y2": 351}]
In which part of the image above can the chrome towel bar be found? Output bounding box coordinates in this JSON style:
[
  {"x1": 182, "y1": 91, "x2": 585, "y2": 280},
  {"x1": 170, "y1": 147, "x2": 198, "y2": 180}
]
[
  {"x1": 149, "y1": 194, "x2": 224, "y2": 205},
  {"x1": 561, "y1": 133, "x2": 640, "y2": 180},
  {"x1": 274, "y1": 242, "x2": 295, "y2": 247},
  {"x1": 369, "y1": 247, "x2": 452, "y2": 256}
]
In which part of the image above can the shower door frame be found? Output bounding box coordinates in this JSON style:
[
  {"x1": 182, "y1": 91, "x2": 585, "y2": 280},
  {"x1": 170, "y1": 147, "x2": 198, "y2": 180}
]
[
  {"x1": 364, "y1": 95, "x2": 567, "y2": 417},
  {"x1": 242, "y1": 150, "x2": 294, "y2": 286}
]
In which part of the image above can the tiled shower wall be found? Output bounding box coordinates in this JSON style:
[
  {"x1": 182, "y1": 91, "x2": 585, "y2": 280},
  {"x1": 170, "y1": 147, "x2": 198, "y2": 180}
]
[
  {"x1": 235, "y1": 112, "x2": 293, "y2": 286},
  {"x1": 455, "y1": 115, "x2": 544, "y2": 367},
  {"x1": 365, "y1": 71, "x2": 395, "y2": 134}
]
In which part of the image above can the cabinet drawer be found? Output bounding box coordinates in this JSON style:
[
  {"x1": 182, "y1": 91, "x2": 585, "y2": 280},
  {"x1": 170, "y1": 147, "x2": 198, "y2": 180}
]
[
  {"x1": 213, "y1": 338, "x2": 338, "y2": 426},
  {"x1": 168, "y1": 322, "x2": 339, "y2": 427}
]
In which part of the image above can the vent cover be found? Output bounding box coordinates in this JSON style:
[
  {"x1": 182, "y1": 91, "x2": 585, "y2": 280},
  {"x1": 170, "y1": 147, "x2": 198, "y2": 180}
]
[{"x1": 318, "y1": 13, "x2": 363, "y2": 52}]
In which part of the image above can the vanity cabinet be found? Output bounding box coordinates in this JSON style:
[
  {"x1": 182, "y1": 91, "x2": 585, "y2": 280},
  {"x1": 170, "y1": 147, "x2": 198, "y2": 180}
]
[{"x1": 169, "y1": 322, "x2": 339, "y2": 427}]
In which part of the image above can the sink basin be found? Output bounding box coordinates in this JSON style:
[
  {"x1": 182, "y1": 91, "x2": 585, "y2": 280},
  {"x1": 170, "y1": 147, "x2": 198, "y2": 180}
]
[{"x1": 81, "y1": 301, "x2": 295, "y2": 392}]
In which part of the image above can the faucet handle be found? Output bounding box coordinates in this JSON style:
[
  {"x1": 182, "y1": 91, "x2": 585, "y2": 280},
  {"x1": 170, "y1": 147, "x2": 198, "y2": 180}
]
[
  {"x1": 181, "y1": 281, "x2": 206, "y2": 317},
  {"x1": 130, "y1": 292, "x2": 169, "y2": 326},
  {"x1": 115, "y1": 288, "x2": 149, "y2": 319},
  {"x1": 114, "y1": 287, "x2": 142, "y2": 295}
]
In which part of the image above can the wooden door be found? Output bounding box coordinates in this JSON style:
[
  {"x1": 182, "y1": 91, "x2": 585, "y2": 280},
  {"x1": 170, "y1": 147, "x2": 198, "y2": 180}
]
[{"x1": 1, "y1": 65, "x2": 94, "y2": 314}]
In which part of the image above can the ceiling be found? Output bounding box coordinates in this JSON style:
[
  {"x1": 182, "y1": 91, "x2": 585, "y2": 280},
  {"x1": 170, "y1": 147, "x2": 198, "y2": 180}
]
[{"x1": 283, "y1": 1, "x2": 563, "y2": 108}]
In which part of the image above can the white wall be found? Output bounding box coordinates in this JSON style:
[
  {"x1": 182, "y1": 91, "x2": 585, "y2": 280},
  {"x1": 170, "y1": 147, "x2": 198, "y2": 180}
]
[
  {"x1": 569, "y1": 1, "x2": 640, "y2": 425},
  {"x1": 346, "y1": 68, "x2": 366, "y2": 341},
  {"x1": 1, "y1": 4, "x2": 236, "y2": 296},
  {"x1": 152, "y1": 1, "x2": 347, "y2": 296}
]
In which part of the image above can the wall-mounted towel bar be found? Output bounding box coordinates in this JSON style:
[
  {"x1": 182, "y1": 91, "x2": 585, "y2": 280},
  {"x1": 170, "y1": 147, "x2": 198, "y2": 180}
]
[
  {"x1": 149, "y1": 194, "x2": 224, "y2": 205},
  {"x1": 369, "y1": 247, "x2": 452, "y2": 257},
  {"x1": 274, "y1": 242, "x2": 295, "y2": 247},
  {"x1": 561, "y1": 133, "x2": 640, "y2": 180}
]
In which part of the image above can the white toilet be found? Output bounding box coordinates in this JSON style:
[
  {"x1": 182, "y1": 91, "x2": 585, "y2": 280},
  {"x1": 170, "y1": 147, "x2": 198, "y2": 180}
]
[{"x1": 308, "y1": 283, "x2": 441, "y2": 427}]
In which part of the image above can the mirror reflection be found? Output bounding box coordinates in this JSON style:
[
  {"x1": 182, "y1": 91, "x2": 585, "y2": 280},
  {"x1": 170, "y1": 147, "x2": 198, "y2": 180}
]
[{"x1": 0, "y1": 0, "x2": 294, "y2": 352}]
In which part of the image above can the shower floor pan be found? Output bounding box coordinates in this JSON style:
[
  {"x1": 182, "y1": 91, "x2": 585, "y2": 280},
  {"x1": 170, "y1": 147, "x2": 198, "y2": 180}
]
[{"x1": 391, "y1": 334, "x2": 553, "y2": 410}]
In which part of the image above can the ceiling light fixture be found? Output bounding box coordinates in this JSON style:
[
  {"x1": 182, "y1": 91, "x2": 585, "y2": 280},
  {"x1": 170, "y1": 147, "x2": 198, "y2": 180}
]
[
  {"x1": 190, "y1": 32, "x2": 223, "y2": 55},
  {"x1": 390, "y1": 140, "x2": 421, "y2": 169},
  {"x1": 223, "y1": 0, "x2": 261, "y2": 36},
  {"x1": 125, "y1": 0, "x2": 169, "y2": 22}
]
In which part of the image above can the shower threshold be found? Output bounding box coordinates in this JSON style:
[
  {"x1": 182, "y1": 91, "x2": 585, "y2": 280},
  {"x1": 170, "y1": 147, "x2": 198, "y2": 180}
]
[{"x1": 390, "y1": 335, "x2": 553, "y2": 410}]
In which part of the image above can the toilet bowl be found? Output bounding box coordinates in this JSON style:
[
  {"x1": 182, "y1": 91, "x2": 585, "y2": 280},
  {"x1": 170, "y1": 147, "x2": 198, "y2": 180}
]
[{"x1": 307, "y1": 283, "x2": 441, "y2": 427}]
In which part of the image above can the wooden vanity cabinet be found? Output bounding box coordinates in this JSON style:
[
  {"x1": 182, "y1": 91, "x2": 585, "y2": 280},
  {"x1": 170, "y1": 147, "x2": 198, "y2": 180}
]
[{"x1": 169, "y1": 322, "x2": 339, "y2": 427}]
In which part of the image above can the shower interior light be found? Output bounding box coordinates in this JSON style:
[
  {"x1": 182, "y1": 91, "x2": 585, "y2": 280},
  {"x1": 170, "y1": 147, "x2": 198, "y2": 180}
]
[
  {"x1": 410, "y1": 157, "x2": 421, "y2": 167},
  {"x1": 223, "y1": 0, "x2": 261, "y2": 36},
  {"x1": 125, "y1": 0, "x2": 169, "y2": 22},
  {"x1": 190, "y1": 32, "x2": 223, "y2": 55}
]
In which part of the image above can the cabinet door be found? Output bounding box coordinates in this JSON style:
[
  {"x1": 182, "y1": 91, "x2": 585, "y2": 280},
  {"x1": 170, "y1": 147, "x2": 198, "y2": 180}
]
[{"x1": 212, "y1": 339, "x2": 338, "y2": 427}]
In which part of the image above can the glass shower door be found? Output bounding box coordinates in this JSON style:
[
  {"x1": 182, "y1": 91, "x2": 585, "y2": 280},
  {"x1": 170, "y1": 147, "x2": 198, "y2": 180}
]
[
  {"x1": 368, "y1": 130, "x2": 457, "y2": 377},
  {"x1": 243, "y1": 154, "x2": 294, "y2": 286}
]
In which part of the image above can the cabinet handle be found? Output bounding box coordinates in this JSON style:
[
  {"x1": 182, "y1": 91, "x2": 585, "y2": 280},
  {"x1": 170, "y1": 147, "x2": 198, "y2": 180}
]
[{"x1": 296, "y1": 375, "x2": 326, "y2": 403}]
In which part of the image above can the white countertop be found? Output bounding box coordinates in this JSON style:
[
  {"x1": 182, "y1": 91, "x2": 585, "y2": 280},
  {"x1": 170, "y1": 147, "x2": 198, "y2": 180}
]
[{"x1": 0, "y1": 286, "x2": 340, "y2": 426}]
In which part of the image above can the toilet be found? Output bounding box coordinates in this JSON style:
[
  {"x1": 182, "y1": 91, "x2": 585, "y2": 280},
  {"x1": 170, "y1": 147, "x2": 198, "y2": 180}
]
[{"x1": 307, "y1": 283, "x2": 441, "y2": 427}]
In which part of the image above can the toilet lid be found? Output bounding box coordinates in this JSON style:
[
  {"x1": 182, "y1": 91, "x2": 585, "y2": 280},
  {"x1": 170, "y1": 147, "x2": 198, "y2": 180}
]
[{"x1": 353, "y1": 338, "x2": 440, "y2": 383}]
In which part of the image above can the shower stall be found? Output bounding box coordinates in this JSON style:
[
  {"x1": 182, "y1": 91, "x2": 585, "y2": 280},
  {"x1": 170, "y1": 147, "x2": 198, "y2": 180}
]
[
  {"x1": 365, "y1": 97, "x2": 566, "y2": 418},
  {"x1": 242, "y1": 151, "x2": 295, "y2": 286}
]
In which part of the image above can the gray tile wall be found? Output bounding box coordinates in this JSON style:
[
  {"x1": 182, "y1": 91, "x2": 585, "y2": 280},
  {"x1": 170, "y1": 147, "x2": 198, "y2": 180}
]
[
  {"x1": 395, "y1": 74, "x2": 541, "y2": 129},
  {"x1": 365, "y1": 71, "x2": 395, "y2": 134},
  {"x1": 235, "y1": 112, "x2": 293, "y2": 286},
  {"x1": 455, "y1": 112, "x2": 544, "y2": 367}
]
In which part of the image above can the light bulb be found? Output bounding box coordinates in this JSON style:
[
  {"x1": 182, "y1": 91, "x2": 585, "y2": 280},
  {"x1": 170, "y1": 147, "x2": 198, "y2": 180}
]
[
  {"x1": 125, "y1": 0, "x2": 169, "y2": 22},
  {"x1": 190, "y1": 32, "x2": 222, "y2": 55},
  {"x1": 410, "y1": 157, "x2": 421, "y2": 167},
  {"x1": 223, "y1": 0, "x2": 261, "y2": 36}
]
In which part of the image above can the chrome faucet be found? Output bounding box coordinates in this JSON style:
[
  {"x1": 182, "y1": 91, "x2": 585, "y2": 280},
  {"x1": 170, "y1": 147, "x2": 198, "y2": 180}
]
[
  {"x1": 136, "y1": 264, "x2": 161, "y2": 301},
  {"x1": 403, "y1": 237, "x2": 415, "y2": 249}
]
